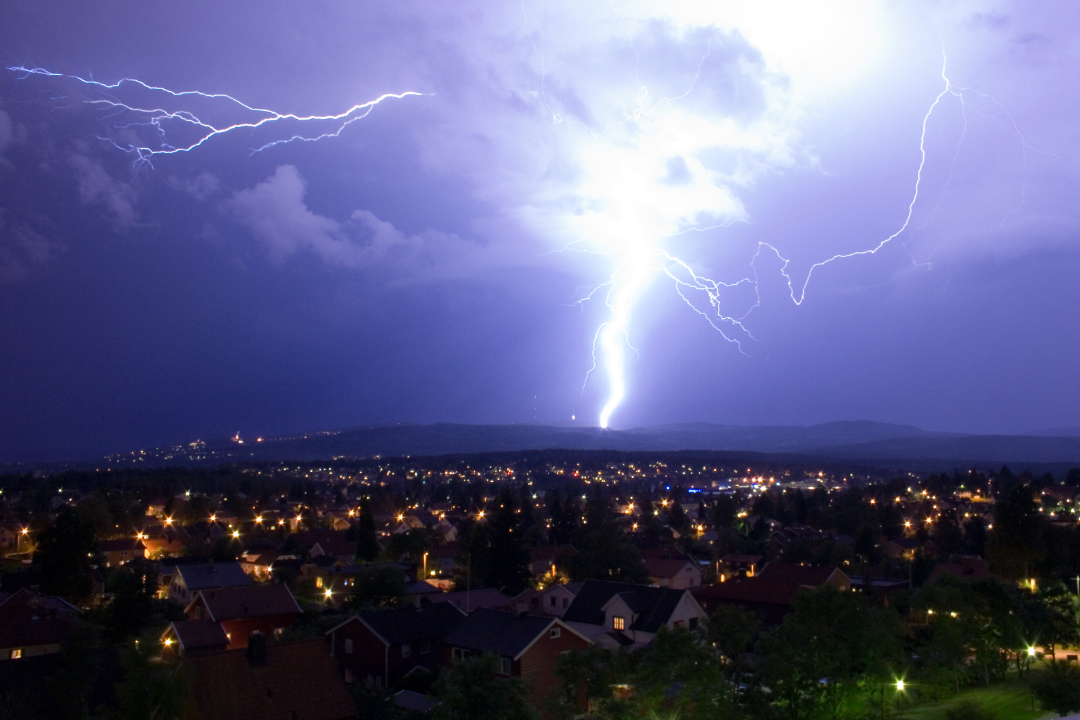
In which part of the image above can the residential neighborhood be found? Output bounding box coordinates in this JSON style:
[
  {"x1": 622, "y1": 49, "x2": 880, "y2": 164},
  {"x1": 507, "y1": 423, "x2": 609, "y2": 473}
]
[{"x1": 1, "y1": 455, "x2": 1080, "y2": 718}]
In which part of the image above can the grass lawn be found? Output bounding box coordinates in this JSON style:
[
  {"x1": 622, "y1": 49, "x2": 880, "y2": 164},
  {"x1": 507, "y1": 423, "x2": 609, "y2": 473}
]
[{"x1": 898, "y1": 676, "x2": 1046, "y2": 720}]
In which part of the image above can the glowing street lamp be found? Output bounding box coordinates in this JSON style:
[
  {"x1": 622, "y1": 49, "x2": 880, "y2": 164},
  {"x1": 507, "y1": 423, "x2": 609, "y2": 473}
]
[
  {"x1": 1028, "y1": 646, "x2": 1037, "y2": 658},
  {"x1": 895, "y1": 680, "x2": 905, "y2": 692},
  {"x1": 17, "y1": 527, "x2": 28, "y2": 554},
  {"x1": 232, "y1": 530, "x2": 240, "y2": 539}
]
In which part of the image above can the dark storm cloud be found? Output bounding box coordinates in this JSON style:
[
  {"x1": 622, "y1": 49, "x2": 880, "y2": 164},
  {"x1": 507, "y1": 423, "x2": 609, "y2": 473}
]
[{"x1": 0, "y1": 0, "x2": 1079, "y2": 462}]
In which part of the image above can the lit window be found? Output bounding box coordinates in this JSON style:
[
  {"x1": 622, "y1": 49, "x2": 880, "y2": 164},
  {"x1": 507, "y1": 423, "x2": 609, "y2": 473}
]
[
  {"x1": 613, "y1": 616, "x2": 625, "y2": 631},
  {"x1": 549, "y1": 627, "x2": 561, "y2": 639},
  {"x1": 345, "y1": 638, "x2": 353, "y2": 654},
  {"x1": 10, "y1": 649, "x2": 22, "y2": 659}
]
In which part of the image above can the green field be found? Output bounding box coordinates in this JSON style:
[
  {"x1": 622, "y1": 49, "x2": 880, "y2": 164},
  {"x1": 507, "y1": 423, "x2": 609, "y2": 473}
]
[{"x1": 898, "y1": 677, "x2": 1051, "y2": 720}]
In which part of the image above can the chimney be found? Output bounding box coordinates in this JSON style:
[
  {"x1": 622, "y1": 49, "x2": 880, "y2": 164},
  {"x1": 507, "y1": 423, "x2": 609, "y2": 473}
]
[{"x1": 246, "y1": 632, "x2": 268, "y2": 667}]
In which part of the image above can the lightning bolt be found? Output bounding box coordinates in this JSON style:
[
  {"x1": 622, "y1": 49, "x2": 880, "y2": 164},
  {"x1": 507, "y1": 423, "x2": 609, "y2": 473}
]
[
  {"x1": 7, "y1": 65, "x2": 425, "y2": 167},
  {"x1": 555, "y1": 46, "x2": 1032, "y2": 429}
]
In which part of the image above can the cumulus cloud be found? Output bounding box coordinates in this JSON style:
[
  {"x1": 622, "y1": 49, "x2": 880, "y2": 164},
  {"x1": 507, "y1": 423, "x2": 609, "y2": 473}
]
[
  {"x1": 230, "y1": 165, "x2": 486, "y2": 278},
  {"x1": 0, "y1": 110, "x2": 12, "y2": 153},
  {"x1": 69, "y1": 149, "x2": 138, "y2": 229},
  {"x1": 169, "y1": 172, "x2": 221, "y2": 201},
  {"x1": 0, "y1": 213, "x2": 62, "y2": 283}
]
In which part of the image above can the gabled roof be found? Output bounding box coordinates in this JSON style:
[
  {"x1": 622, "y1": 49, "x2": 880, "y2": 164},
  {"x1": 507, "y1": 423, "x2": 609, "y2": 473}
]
[
  {"x1": 332, "y1": 602, "x2": 465, "y2": 646},
  {"x1": 98, "y1": 538, "x2": 146, "y2": 552},
  {"x1": 192, "y1": 584, "x2": 301, "y2": 621},
  {"x1": 693, "y1": 577, "x2": 800, "y2": 608},
  {"x1": 0, "y1": 588, "x2": 77, "y2": 649},
  {"x1": 167, "y1": 619, "x2": 229, "y2": 651},
  {"x1": 183, "y1": 639, "x2": 355, "y2": 720},
  {"x1": 440, "y1": 608, "x2": 563, "y2": 660},
  {"x1": 644, "y1": 558, "x2": 697, "y2": 579},
  {"x1": 425, "y1": 587, "x2": 511, "y2": 613},
  {"x1": 561, "y1": 580, "x2": 689, "y2": 633},
  {"x1": 175, "y1": 561, "x2": 253, "y2": 591},
  {"x1": 755, "y1": 563, "x2": 848, "y2": 588}
]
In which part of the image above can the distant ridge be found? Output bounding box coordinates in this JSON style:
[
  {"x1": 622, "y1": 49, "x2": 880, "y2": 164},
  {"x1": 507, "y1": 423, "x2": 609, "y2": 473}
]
[{"x1": 4, "y1": 420, "x2": 1080, "y2": 473}]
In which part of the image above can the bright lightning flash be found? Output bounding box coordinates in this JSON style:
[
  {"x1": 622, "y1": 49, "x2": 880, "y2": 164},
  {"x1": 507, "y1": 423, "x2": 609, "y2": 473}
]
[
  {"x1": 553, "y1": 45, "x2": 1003, "y2": 429},
  {"x1": 6, "y1": 66, "x2": 425, "y2": 166}
]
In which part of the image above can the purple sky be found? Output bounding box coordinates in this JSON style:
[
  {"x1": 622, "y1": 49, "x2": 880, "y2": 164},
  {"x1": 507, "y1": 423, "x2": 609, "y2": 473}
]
[{"x1": 1, "y1": 1, "x2": 1078, "y2": 462}]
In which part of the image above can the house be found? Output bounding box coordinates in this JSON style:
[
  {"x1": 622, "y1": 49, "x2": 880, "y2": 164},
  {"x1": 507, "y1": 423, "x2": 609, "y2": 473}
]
[
  {"x1": 694, "y1": 564, "x2": 850, "y2": 625},
  {"x1": 560, "y1": 580, "x2": 707, "y2": 650},
  {"x1": 440, "y1": 608, "x2": 592, "y2": 707},
  {"x1": 718, "y1": 553, "x2": 763, "y2": 580},
  {"x1": 98, "y1": 538, "x2": 147, "y2": 568},
  {"x1": 694, "y1": 577, "x2": 802, "y2": 625},
  {"x1": 180, "y1": 636, "x2": 355, "y2": 720},
  {"x1": 512, "y1": 583, "x2": 583, "y2": 617},
  {"x1": 528, "y1": 545, "x2": 572, "y2": 578},
  {"x1": 294, "y1": 530, "x2": 357, "y2": 562},
  {"x1": 927, "y1": 556, "x2": 990, "y2": 584},
  {"x1": 755, "y1": 563, "x2": 851, "y2": 592},
  {"x1": 162, "y1": 619, "x2": 229, "y2": 658},
  {"x1": 424, "y1": 587, "x2": 512, "y2": 614},
  {"x1": 147, "y1": 498, "x2": 169, "y2": 517},
  {"x1": 770, "y1": 525, "x2": 830, "y2": 557},
  {"x1": 184, "y1": 584, "x2": 302, "y2": 649},
  {"x1": 643, "y1": 552, "x2": 701, "y2": 590},
  {"x1": 140, "y1": 535, "x2": 184, "y2": 559},
  {"x1": 168, "y1": 560, "x2": 252, "y2": 606},
  {"x1": 327, "y1": 602, "x2": 465, "y2": 687},
  {"x1": 0, "y1": 589, "x2": 79, "y2": 661},
  {"x1": 240, "y1": 551, "x2": 279, "y2": 581}
]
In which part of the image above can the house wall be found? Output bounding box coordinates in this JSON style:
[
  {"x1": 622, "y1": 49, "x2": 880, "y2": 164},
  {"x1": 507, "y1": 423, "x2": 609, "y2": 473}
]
[
  {"x1": 220, "y1": 614, "x2": 297, "y2": 649},
  {"x1": 518, "y1": 625, "x2": 591, "y2": 708},
  {"x1": 0, "y1": 643, "x2": 62, "y2": 660},
  {"x1": 666, "y1": 593, "x2": 706, "y2": 629},
  {"x1": 332, "y1": 619, "x2": 389, "y2": 686}
]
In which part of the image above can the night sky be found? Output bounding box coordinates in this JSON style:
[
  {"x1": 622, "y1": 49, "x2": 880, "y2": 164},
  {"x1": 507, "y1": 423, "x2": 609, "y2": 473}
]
[{"x1": 1, "y1": 1, "x2": 1078, "y2": 463}]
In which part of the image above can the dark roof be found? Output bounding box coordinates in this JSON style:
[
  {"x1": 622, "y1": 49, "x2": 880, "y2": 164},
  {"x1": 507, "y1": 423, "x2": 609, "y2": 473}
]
[
  {"x1": 183, "y1": 639, "x2": 355, "y2": 720},
  {"x1": 440, "y1": 608, "x2": 555, "y2": 659},
  {"x1": 98, "y1": 538, "x2": 146, "y2": 552},
  {"x1": 756, "y1": 564, "x2": 846, "y2": 588},
  {"x1": 169, "y1": 620, "x2": 229, "y2": 650},
  {"x1": 693, "y1": 578, "x2": 800, "y2": 608},
  {"x1": 927, "y1": 556, "x2": 990, "y2": 584},
  {"x1": 0, "y1": 588, "x2": 77, "y2": 649},
  {"x1": 394, "y1": 690, "x2": 438, "y2": 713},
  {"x1": 425, "y1": 588, "x2": 511, "y2": 613},
  {"x1": 176, "y1": 561, "x2": 253, "y2": 591},
  {"x1": 351, "y1": 602, "x2": 465, "y2": 646},
  {"x1": 561, "y1": 580, "x2": 687, "y2": 633},
  {"x1": 644, "y1": 558, "x2": 696, "y2": 579},
  {"x1": 197, "y1": 584, "x2": 301, "y2": 621}
]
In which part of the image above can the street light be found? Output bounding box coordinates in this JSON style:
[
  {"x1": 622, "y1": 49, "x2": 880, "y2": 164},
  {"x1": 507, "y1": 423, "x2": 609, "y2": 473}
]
[{"x1": 17, "y1": 527, "x2": 28, "y2": 554}]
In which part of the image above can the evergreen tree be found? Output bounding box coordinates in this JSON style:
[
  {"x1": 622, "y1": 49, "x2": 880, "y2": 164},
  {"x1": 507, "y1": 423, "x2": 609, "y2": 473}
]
[
  {"x1": 356, "y1": 497, "x2": 380, "y2": 562},
  {"x1": 35, "y1": 506, "x2": 98, "y2": 603},
  {"x1": 486, "y1": 488, "x2": 533, "y2": 595}
]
